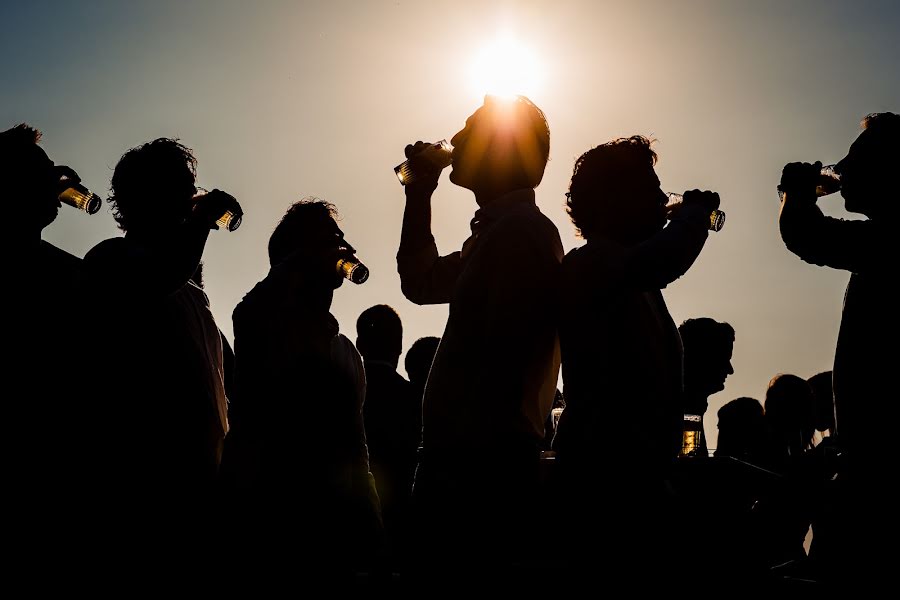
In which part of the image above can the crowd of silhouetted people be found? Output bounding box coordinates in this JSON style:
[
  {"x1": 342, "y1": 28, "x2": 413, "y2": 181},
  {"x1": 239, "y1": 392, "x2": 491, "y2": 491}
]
[{"x1": 3, "y1": 103, "x2": 897, "y2": 590}]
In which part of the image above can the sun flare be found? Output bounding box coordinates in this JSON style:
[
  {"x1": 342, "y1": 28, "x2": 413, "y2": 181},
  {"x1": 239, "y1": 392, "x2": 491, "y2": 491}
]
[{"x1": 469, "y1": 35, "x2": 543, "y2": 100}]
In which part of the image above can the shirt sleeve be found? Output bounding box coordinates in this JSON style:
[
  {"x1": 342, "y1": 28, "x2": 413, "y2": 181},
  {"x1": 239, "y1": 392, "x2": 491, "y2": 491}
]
[
  {"x1": 780, "y1": 196, "x2": 886, "y2": 273},
  {"x1": 396, "y1": 191, "x2": 465, "y2": 305},
  {"x1": 624, "y1": 204, "x2": 710, "y2": 289},
  {"x1": 573, "y1": 204, "x2": 710, "y2": 293}
]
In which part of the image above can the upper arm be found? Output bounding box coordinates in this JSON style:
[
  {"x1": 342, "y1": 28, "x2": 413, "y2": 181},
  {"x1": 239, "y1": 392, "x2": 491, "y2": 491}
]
[
  {"x1": 397, "y1": 246, "x2": 463, "y2": 305},
  {"x1": 781, "y1": 210, "x2": 887, "y2": 273}
]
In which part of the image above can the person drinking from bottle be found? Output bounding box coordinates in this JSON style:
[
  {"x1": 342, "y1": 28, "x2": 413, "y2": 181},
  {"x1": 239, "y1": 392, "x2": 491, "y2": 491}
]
[
  {"x1": 778, "y1": 112, "x2": 900, "y2": 585},
  {"x1": 81, "y1": 138, "x2": 240, "y2": 559},
  {"x1": 2, "y1": 123, "x2": 96, "y2": 561},
  {"x1": 552, "y1": 135, "x2": 720, "y2": 585},
  {"x1": 397, "y1": 95, "x2": 563, "y2": 584},
  {"x1": 220, "y1": 198, "x2": 385, "y2": 582}
]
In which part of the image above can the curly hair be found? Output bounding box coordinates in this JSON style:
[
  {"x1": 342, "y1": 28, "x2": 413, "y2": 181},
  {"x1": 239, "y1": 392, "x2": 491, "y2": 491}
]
[
  {"x1": 565, "y1": 135, "x2": 657, "y2": 239},
  {"x1": 0, "y1": 124, "x2": 43, "y2": 176},
  {"x1": 0, "y1": 123, "x2": 42, "y2": 149},
  {"x1": 267, "y1": 197, "x2": 340, "y2": 266},
  {"x1": 861, "y1": 111, "x2": 900, "y2": 132},
  {"x1": 860, "y1": 112, "x2": 900, "y2": 162},
  {"x1": 109, "y1": 138, "x2": 197, "y2": 231}
]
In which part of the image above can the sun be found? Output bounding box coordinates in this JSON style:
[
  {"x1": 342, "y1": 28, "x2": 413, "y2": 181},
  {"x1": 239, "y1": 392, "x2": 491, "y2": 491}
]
[{"x1": 469, "y1": 35, "x2": 543, "y2": 100}]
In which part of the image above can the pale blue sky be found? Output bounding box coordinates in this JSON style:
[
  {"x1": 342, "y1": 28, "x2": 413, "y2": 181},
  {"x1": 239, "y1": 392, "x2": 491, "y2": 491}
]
[{"x1": 3, "y1": 0, "x2": 897, "y2": 448}]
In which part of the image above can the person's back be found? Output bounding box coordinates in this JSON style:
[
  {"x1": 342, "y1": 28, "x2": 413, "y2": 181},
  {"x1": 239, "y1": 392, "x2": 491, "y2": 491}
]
[
  {"x1": 757, "y1": 374, "x2": 818, "y2": 569},
  {"x1": 716, "y1": 397, "x2": 768, "y2": 463},
  {"x1": 363, "y1": 361, "x2": 417, "y2": 491},
  {"x1": 355, "y1": 305, "x2": 419, "y2": 573}
]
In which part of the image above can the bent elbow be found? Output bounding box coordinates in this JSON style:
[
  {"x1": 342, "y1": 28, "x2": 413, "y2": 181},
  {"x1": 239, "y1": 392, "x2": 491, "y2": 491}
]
[{"x1": 400, "y1": 278, "x2": 428, "y2": 305}]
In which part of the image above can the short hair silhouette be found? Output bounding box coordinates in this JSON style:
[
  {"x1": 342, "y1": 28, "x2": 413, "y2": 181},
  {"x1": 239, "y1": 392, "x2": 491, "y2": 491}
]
[
  {"x1": 716, "y1": 396, "x2": 766, "y2": 460},
  {"x1": 404, "y1": 336, "x2": 440, "y2": 389},
  {"x1": 109, "y1": 138, "x2": 197, "y2": 231},
  {"x1": 861, "y1": 111, "x2": 900, "y2": 140},
  {"x1": 1, "y1": 124, "x2": 55, "y2": 231},
  {"x1": 765, "y1": 373, "x2": 816, "y2": 455},
  {"x1": 356, "y1": 304, "x2": 403, "y2": 364},
  {"x1": 679, "y1": 317, "x2": 735, "y2": 356},
  {"x1": 0, "y1": 123, "x2": 41, "y2": 157},
  {"x1": 267, "y1": 198, "x2": 338, "y2": 266},
  {"x1": 565, "y1": 135, "x2": 657, "y2": 239},
  {"x1": 456, "y1": 95, "x2": 550, "y2": 191}
]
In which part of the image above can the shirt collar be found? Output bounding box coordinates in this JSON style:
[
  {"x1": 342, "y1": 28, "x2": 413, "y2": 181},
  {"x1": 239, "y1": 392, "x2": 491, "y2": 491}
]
[{"x1": 470, "y1": 189, "x2": 537, "y2": 234}]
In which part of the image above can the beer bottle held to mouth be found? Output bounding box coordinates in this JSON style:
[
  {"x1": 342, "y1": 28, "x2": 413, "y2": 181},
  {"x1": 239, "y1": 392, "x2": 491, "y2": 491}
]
[{"x1": 394, "y1": 140, "x2": 453, "y2": 186}]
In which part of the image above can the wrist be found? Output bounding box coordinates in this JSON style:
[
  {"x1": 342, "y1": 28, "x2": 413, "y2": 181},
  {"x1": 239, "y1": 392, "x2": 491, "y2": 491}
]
[
  {"x1": 405, "y1": 183, "x2": 436, "y2": 203},
  {"x1": 185, "y1": 212, "x2": 215, "y2": 231}
]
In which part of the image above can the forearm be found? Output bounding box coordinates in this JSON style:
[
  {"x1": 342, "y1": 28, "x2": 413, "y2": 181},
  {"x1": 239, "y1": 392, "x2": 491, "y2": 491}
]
[
  {"x1": 779, "y1": 192, "x2": 873, "y2": 271},
  {"x1": 125, "y1": 222, "x2": 211, "y2": 295},
  {"x1": 149, "y1": 221, "x2": 211, "y2": 293},
  {"x1": 627, "y1": 204, "x2": 710, "y2": 288}
]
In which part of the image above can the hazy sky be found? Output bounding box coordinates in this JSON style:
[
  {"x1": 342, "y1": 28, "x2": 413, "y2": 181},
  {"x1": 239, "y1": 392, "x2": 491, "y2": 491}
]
[{"x1": 3, "y1": 0, "x2": 897, "y2": 449}]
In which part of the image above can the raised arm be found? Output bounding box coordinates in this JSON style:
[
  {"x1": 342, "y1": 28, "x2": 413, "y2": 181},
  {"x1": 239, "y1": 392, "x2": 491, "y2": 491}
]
[
  {"x1": 779, "y1": 163, "x2": 886, "y2": 273},
  {"x1": 624, "y1": 201, "x2": 711, "y2": 290},
  {"x1": 84, "y1": 190, "x2": 240, "y2": 297},
  {"x1": 396, "y1": 142, "x2": 463, "y2": 305}
]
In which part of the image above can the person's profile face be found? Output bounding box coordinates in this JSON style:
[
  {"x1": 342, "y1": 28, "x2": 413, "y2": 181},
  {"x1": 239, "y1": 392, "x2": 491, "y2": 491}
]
[
  {"x1": 625, "y1": 167, "x2": 667, "y2": 241},
  {"x1": 149, "y1": 162, "x2": 196, "y2": 229},
  {"x1": 310, "y1": 217, "x2": 354, "y2": 289},
  {"x1": 449, "y1": 106, "x2": 485, "y2": 190},
  {"x1": 19, "y1": 144, "x2": 63, "y2": 230},
  {"x1": 837, "y1": 128, "x2": 890, "y2": 217},
  {"x1": 706, "y1": 343, "x2": 735, "y2": 395}
]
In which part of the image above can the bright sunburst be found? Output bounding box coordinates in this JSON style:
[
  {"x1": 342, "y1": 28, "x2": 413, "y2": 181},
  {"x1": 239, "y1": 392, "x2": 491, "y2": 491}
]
[{"x1": 469, "y1": 35, "x2": 542, "y2": 99}]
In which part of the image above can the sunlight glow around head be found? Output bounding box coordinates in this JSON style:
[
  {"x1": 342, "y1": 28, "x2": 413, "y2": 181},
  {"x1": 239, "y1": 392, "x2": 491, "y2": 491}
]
[{"x1": 469, "y1": 35, "x2": 542, "y2": 99}]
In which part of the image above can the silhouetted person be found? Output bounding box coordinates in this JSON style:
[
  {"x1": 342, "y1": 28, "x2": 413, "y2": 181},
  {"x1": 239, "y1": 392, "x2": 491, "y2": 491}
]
[
  {"x1": 404, "y1": 335, "x2": 440, "y2": 408},
  {"x1": 397, "y1": 95, "x2": 563, "y2": 582},
  {"x1": 807, "y1": 370, "x2": 835, "y2": 442},
  {"x1": 759, "y1": 374, "x2": 817, "y2": 574},
  {"x1": 2, "y1": 123, "x2": 90, "y2": 557},
  {"x1": 716, "y1": 397, "x2": 769, "y2": 463},
  {"x1": 710, "y1": 397, "x2": 774, "y2": 583},
  {"x1": 778, "y1": 112, "x2": 900, "y2": 583},
  {"x1": 356, "y1": 304, "x2": 419, "y2": 571},
  {"x1": 765, "y1": 374, "x2": 816, "y2": 464},
  {"x1": 552, "y1": 135, "x2": 719, "y2": 583},
  {"x1": 82, "y1": 139, "x2": 239, "y2": 554},
  {"x1": 220, "y1": 199, "x2": 383, "y2": 581},
  {"x1": 679, "y1": 317, "x2": 736, "y2": 457},
  {"x1": 804, "y1": 371, "x2": 841, "y2": 578}
]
